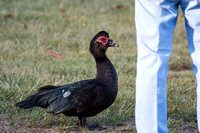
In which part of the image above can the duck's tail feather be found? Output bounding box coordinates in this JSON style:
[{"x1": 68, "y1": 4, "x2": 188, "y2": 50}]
[{"x1": 15, "y1": 85, "x2": 58, "y2": 109}]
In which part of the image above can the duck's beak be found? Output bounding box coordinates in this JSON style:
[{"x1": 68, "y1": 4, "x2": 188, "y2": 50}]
[
  {"x1": 113, "y1": 43, "x2": 119, "y2": 47},
  {"x1": 108, "y1": 42, "x2": 119, "y2": 47}
]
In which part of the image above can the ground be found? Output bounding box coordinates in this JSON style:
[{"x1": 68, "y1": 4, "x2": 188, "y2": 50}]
[{"x1": 0, "y1": 0, "x2": 199, "y2": 132}]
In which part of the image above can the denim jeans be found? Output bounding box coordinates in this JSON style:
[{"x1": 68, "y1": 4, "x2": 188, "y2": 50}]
[{"x1": 135, "y1": 0, "x2": 200, "y2": 132}]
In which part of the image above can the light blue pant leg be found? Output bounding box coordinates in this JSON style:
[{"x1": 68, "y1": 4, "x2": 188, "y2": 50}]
[
  {"x1": 180, "y1": 1, "x2": 200, "y2": 131},
  {"x1": 135, "y1": 0, "x2": 179, "y2": 132}
]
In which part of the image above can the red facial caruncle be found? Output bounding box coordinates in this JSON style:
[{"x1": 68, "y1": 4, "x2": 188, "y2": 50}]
[{"x1": 98, "y1": 36, "x2": 113, "y2": 47}]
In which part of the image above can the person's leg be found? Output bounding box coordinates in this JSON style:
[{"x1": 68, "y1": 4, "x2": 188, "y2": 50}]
[
  {"x1": 180, "y1": 1, "x2": 200, "y2": 131},
  {"x1": 135, "y1": 0, "x2": 179, "y2": 132}
]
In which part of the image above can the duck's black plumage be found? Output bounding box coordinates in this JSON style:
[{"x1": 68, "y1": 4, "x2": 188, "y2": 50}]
[{"x1": 15, "y1": 31, "x2": 119, "y2": 130}]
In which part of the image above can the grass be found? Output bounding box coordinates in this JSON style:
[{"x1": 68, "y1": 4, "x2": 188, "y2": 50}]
[{"x1": 0, "y1": 0, "x2": 197, "y2": 132}]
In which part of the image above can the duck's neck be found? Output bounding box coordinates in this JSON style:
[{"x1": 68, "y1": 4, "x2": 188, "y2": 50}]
[{"x1": 95, "y1": 57, "x2": 118, "y2": 88}]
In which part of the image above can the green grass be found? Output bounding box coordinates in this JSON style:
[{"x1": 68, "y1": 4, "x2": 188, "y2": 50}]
[{"x1": 0, "y1": 0, "x2": 197, "y2": 132}]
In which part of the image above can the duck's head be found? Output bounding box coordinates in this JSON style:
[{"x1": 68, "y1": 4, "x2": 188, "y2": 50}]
[{"x1": 90, "y1": 31, "x2": 119, "y2": 59}]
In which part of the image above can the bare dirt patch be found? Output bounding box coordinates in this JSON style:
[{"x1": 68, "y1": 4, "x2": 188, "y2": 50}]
[
  {"x1": 0, "y1": 118, "x2": 135, "y2": 133},
  {"x1": 0, "y1": 118, "x2": 198, "y2": 133}
]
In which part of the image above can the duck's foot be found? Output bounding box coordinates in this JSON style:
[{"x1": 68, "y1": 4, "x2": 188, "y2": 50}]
[
  {"x1": 78, "y1": 116, "x2": 106, "y2": 131},
  {"x1": 88, "y1": 124, "x2": 106, "y2": 131}
]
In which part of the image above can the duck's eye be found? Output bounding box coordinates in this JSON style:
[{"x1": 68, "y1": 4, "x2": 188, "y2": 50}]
[
  {"x1": 98, "y1": 36, "x2": 110, "y2": 47},
  {"x1": 100, "y1": 38, "x2": 106, "y2": 42}
]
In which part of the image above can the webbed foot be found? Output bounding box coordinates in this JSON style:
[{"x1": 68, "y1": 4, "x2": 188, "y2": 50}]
[
  {"x1": 78, "y1": 116, "x2": 106, "y2": 131},
  {"x1": 88, "y1": 124, "x2": 106, "y2": 131}
]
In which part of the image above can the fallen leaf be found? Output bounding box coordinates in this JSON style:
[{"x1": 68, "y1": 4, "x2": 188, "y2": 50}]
[
  {"x1": 114, "y1": 14, "x2": 120, "y2": 19},
  {"x1": 110, "y1": 5, "x2": 129, "y2": 11},
  {"x1": 47, "y1": 50, "x2": 64, "y2": 59},
  {"x1": 168, "y1": 75, "x2": 178, "y2": 79},
  {"x1": 59, "y1": 3, "x2": 65, "y2": 12},
  {"x1": 40, "y1": 33, "x2": 46, "y2": 38},
  {"x1": 67, "y1": 37, "x2": 73, "y2": 42},
  {"x1": 19, "y1": 52, "x2": 25, "y2": 57},
  {"x1": 98, "y1": 8, "x2": 104, "y2": 13},
  {"x1": 61, "y1": 13, "x2": 67, "y2": 18},
  {"x1": 168, "y1": 75, "x2": 175, "y2": 79},
  {"x1": 180, "y1": 63, "x2": 191, "y2": 71},
  {"x1": 178, "y1": 11, "x2": 184, "y2": 17},
  {"x1": 24, "y1": 23, "x2": 28, "y2": 29},
  {"x1": 116, "y1": 5, "x2": 128, "y2": 10},
  {"x1": 4, "y1": 13, "x2": 14, "y2": 20},
  {"x1": 110, "y1": 7, "x2": 115, "y2": 11},
  {"x1": 1, "y1": 24, "x2": 5, "y2": 28}
]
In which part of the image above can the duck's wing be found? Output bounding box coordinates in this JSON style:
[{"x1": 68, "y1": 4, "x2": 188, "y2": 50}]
[
  {"x1": 16, "y1": 79, "x2": 99, "y2": 115},
  {"x1": 45, "y1": 79, "x2": 99, "y2": 115}
]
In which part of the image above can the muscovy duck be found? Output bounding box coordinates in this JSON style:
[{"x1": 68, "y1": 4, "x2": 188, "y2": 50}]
[{"x1": 15, "y1": 31, "x2": 119, "y2": 130}]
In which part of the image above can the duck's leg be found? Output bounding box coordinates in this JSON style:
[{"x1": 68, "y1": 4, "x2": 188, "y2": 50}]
[
  {"x1": 78, "y1": 116, "x2": 90, "y2": 128},
  {"x1": 78, "y1": 116, "x2": 105, "y2": 131}
]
